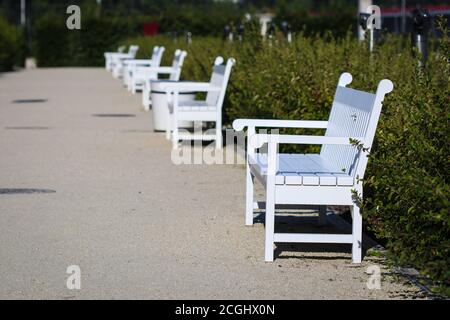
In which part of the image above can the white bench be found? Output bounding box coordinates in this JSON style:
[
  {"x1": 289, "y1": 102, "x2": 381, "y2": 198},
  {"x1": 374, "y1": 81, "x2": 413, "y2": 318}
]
[
  {"x1": 108, "y1": 45, "x2": 139, "y2": 77},
  {"x1": 122, "y1": 46, "x2": 165, "y2": 90},
  {"x1": 232, "y1": 73, "x2": 393, "y2": 263},
  {"x1": 162, "y1": 57, "x2": 235, "y2": 149},
  {"x1": 112, "y1": 46, "x2": 161, "y2": 80},
  {"x1": 140, "y1": 49, "x2": 188, "y2": 110},
  {"x1": 104, "y1": 45, "x2": 126, "y2": 71}
]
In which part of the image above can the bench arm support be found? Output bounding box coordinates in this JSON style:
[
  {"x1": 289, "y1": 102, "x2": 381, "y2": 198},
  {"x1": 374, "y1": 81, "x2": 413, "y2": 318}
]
[
  {"x1": 232, "y1": 119, "x2": 328, "y2": 131},
  {"x1": 249, "y1": 134, "x2": 364, "y2": 149},
  {"x1": 163, "y1": 83, "x2": 221, "y2": 109},
  {"x1": 106, "y1": 53, "x2": 132, "y2": 59},
  {"x1": 163, "y1": 82, "x2": 221, "y2": 94},
  {"x1": 135, "y1": 66, "x2": 176, "y2": 75},
  {"x1": 123, "y1": 59, "x2": 154, "y2": 66}
]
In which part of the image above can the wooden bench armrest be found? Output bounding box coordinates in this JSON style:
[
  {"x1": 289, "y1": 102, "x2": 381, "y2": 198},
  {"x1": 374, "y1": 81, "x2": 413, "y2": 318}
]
[
  {"x1": 123, "y1": 59, "x2": 153, "y2": 66},
  {"x1": 233, "y1": 119, "x2": 328, "y2": 131},
  {"x1": 162, "y1": 82, "x2": 221, "y2": 93},
  {"x1": 135, "y1": 66, "x2": 175, "y2": 74},
  {"x1": 249, "y1": 134, "x2": 364, "y2": 149},
  {"x1": 104, "y1": 52, "x2": 120, "y2": 57},
  {"x1": 114, "y1": 55, "x2": 137, "y2": 62},
  {"x1": 107, "y1": 53, "x2": 131, "y2": 58}
]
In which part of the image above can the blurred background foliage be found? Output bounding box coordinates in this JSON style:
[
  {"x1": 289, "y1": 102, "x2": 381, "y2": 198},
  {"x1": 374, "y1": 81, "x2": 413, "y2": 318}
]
[{"x1": 0, "y1": 16, "x2": 25, "y2": 71}]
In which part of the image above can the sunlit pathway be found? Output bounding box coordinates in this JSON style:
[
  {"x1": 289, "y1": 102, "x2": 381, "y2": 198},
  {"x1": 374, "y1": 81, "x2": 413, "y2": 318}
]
[{"x1": 0, "y1": 68, "x2": 422, "y2": 299}]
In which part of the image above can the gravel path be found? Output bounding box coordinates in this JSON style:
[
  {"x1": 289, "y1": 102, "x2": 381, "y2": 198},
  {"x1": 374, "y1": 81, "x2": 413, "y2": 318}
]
[{"x1": 0, "y1": 68, "x2": 423, "y2": 299}]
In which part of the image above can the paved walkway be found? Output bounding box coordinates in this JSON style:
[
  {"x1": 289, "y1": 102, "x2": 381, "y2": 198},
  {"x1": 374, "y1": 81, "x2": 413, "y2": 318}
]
[{"x1": 0, "y1": 68, "x2": 422, "y2": 299}]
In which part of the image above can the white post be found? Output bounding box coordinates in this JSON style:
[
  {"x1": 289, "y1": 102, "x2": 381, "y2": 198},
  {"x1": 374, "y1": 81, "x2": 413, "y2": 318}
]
[
  {"x1": 358, "y1": 0, "x2": 372, "y2": 41},
  {"x1": 258, "y1": 14, "x2": 274, "y2": 38},
  {"x1": 20, "y1": 0, "x2": 26, "y2": 26},
  {"x1": 97, "y1": 0, "x2": 102, "y2": 17},
  {"x1": 369, "y1": 28, "x2": 374, "y2": 52},
  {"x1": 401, "y1": 0, "x2": 406, "y2": 34}
]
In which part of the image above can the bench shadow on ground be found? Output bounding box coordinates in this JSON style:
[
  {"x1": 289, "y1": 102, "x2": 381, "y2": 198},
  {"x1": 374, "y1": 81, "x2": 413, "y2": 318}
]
[
  {"x1": 12, "y1": 99, "x2": 48, "y2": 104},
  {"x1": 253, "y1": 209, "x2": 373, "y2": 261},
  {"x1": 0, "y1": 188, "x2": 56, "y2": 194},
  {"x1": 92, "y1": 113, "x2": 136, "y2": 117}
]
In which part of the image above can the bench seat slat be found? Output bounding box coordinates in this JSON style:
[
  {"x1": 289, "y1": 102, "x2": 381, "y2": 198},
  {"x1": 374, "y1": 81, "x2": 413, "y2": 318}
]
[
  {"x1": 277, "y1": 155, "x2": 302, "y2": 185},
  {"x1": 249, "y1": 153, "x2": 354, "y2": 187}
]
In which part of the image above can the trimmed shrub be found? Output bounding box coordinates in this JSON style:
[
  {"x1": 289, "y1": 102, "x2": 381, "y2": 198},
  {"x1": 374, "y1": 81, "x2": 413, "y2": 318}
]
[
  {"x1": 33, "y1": 14, "x2": 139, "y2": 67},
  {"x1": 0, "y1": 16, "x2": 25, "y2": 71},
  {"x1": 67, "y1": 17, "x2": 137, "y2": 67},
  {"x1": 34, "y1": 13, "x2": 70, "y2": 67}
]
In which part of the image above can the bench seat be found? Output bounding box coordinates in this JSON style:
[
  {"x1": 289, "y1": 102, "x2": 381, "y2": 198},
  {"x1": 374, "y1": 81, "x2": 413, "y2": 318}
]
[
  {"x1": 249, "y1": 153, "x2": 354, "y2": 186},
  {"x1": 176, "y1": 101, "x2": 217, "y2": 112}
]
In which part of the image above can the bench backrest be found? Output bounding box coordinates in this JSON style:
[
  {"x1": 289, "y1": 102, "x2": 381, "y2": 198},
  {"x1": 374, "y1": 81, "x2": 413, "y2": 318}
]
[
  {"x1": 169, "y1": 49, "x2": 187, "y2": 81},
  {"x1": 151, "y1": 46, "x2": 165, "y2": 67},
  {"x1": 128, "y1": 45, "x2": 139, "y2": 58},
  {"x1": 206, "y1": 57, "x2": 236, "y2": 108},
  {"x1": 320, "y1": 73, "x2": 393, "y2": 179}
]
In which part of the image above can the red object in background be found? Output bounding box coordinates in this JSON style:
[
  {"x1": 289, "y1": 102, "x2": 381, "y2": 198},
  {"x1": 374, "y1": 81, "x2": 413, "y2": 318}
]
[{"x1": 143, "y1": 22, "x2": 159, "y2": 36}]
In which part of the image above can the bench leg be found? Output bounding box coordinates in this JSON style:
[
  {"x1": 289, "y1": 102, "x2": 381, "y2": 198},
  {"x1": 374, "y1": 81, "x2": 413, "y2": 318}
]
[
  {"x1": 352, "y1": 204, "x2": 362, "y2": 263},
  {"x1": 318, "y1": 205, "x2": 327, "y2": 225},
  {"x1": 142, "y1": 87, "x2": 150, "y2": 111},
  {"x1": 172, "y1": 114, "x2": 179, "y2": 149},
  {"x1": 245, "y1": 164, "x2": 254, "y2": 226},
  {"x1": 215, "y1": 121, "x2": 222, "y2": 150},
  {"x1": 127, "y1": 73, "x2": 133, "y2": 91},
  {"x1": 113, "y1": 65, "x2": 121, "y2": 79},
  {"x1": 123, "y1": 70, "x2": 128, "y2": 88},
  {"x1": 215, "y1": 111, "x2": 222, "y2": 150},
  {"x1": 264, "y1": 181, "x2": 275, "y2": 262},
  {"x1": 166, "y1": 113, "x2": 171, "y2": 140},
  {"x1": 127, "y1": 79, "x2": 132, "y2": 92}
]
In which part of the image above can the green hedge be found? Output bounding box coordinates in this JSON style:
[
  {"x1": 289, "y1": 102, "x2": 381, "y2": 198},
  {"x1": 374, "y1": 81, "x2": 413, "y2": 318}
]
[
  {"x1": 34, "y1": 14, "x2": 139, "y2": 67},
  {"x1": 0, "y1": 17, "x2": 25, "y2": 71},
  {"x1": 275, "y1": 1, "x2": 357, "y2": 37},
  {"x1": 125, "y1": 24, "x2": 449, "y2": 292},
  {"x1": 31, "y1": 7, "x2": 360, "y2": 67}
]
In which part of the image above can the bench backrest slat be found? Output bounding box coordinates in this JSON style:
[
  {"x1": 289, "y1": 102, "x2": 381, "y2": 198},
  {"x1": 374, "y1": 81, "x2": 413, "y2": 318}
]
[
  {"x1": 206, "y1": 57, "x2": 235, "y2": 108},
  {"x1": 151, "y1": 46, "x2": 165, "y2": 68},
  {"x1": 169, "y1": 50, "x2": 187, "y2": 81},
  {"x1": 320, "y1": 73, "x2": 393, "y2": 178},
  {"x1": 128, "y1": 45, "x2": 139, "y2": 58}
]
